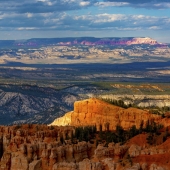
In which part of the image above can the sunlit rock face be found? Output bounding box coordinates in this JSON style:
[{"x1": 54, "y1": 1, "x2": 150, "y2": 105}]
[
  {"x1": 50, "y1": 111, "x2": 72, "y2": 126},
  {"x1": 50, "y1": 98, "x2": 163, "y2": 130},
  {"x1": 128, "y1": 37, "x2": 158, "y2": 45}
]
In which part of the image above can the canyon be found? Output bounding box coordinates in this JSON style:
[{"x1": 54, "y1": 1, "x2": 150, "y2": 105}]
[
  {"x1": 1, "y1": 98, "x2": 170, "y2": 169},
  {"x1": 0, "y1": 36, "x2": 170, "y2": 169}
]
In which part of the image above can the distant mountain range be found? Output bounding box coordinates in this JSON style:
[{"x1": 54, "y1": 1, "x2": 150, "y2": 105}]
[{"x1": 0, "y1": 37, "x2": 163, "y2": 48}]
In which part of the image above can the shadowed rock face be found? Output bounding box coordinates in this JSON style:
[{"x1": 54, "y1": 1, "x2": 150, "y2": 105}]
[
  {"x1": 50, "y1": 98, "x2": 167, "y2": 130},
  {"x1": 0, "y1": 85, "x2": 82, "y2": 125}
]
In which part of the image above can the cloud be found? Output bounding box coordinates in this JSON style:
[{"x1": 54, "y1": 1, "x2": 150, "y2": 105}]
[
  {"x1": 1, "y1": 12, "x2": 169, "y2": 32},
  {"x1": 95, "y1": 2, "x2": 129, "y2": 7},
  {"x1": 17, "y1": 27, "x2": 39, "y2": 30},
  {"x1": 79, "y1": 1, "x2": 91, "y2": 6},
  {"x1": 1, "y1": 0, "x2": 170, "y2": 16},
  {"x1": 148, "y1": 26, "x2": 161, "y2": 30},
  {"x1": 70, "y1": 13, "x2": 170, "y2": 31},
  {"x1": 0, "y1": 0, "x2": 93, "y2": 14},
  {"x1": 26, "y1": 13, "x2": 33, "y2": 18},
  {"x1": 102, "y1": 0, "x2": 170, "y2": 9},
  {"x1": 0, "y1": 0, "x2": 170, "y2": 37}
]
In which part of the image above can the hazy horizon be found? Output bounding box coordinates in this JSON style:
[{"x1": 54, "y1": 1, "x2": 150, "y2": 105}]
[{"x1": 0, "y1": 36, "x2": 168, "y2": 44}]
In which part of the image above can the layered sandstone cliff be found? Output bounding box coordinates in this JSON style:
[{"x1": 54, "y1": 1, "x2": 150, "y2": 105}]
[{"x1": 50, "y1": 98, "x2": 165, "y2": 131}]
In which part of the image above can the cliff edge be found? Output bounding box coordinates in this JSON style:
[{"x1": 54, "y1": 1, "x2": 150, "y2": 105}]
[{"x1": 50, "y1": 98, "x2": 162, "y2": 130}]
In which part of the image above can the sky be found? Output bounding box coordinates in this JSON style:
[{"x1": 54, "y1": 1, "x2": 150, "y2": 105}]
[{"x1": 0, "y1": 0, "x2": 170, "y2": 42}]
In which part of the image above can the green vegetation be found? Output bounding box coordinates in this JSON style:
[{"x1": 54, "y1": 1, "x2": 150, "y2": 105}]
[
  {"x1": 93, "y1": 82, "x2": 170, "y2": 95},
  {"x1": 73, "y1": 122, "x2": 163, "y2": 146},
  {"x1": 73, "y1": 126, "x2": 97, "y2": 142},
  {"x1": 100, "y1": 97, "x2": 170, "y2": 117},
  {"x1": 100, "y1": 98, "x2": 129, "y2": 108}
]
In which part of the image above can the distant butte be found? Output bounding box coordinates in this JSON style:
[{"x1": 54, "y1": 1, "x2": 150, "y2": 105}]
[
  {"x1": 57, "y1": 37, "x2": 158, "y2": 46},
  {"x1": 8, "y1": 37, "x2": 160, "y2": 47}
]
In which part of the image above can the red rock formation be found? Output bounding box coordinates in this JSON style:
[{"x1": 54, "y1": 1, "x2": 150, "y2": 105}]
[
  {"x1": 0, "y1": 125, "x2": 102, "y2": 170},
  {"x1": 50, "y1": 98, "x2": 163, "y2": 131},
  {"x1": 1, "y1": 98, "x2": 170, "y2": 169},
  {"x1": 58, "y1": 37, "x2": 158, "y2": 46},
  {"x1": 0, "y1": 123, "x2": 170, "y2": 169}
]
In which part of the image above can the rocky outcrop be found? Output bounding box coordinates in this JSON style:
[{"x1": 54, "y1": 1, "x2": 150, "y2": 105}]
[
  {"x1": 128, "y1": 37, "x2": 157, "y2": 45},
  {"x1": 149, "y1": 164, "x2": 165, "y2": 170},
  {"x1": 79, "y1": 159, "x2": 103, "y2": 170},
  {"x1": 0, "y1": 125, "x2": 93, "y2": 170},
  {"x1": 0, "y1": 124, "x2": 137, "y2": 170},
  {"x1": 94, "y1": 143, "x2": 128, "y2": 160},
  {"x1": 1, "y1": 98, "x2": 170, "y2": 169},
  {"x1": 0, "y1": 122, "x2": 170, "y2": 169},
  {"x1": 50, "y1": 98, "x2": 163, "y2": 130},
  {"x1": 51, "y1": 112, "x2": 72, "y2": 126},
  {"x1": 52, "y1": 159, "x2": 104, "y2": 170}
]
